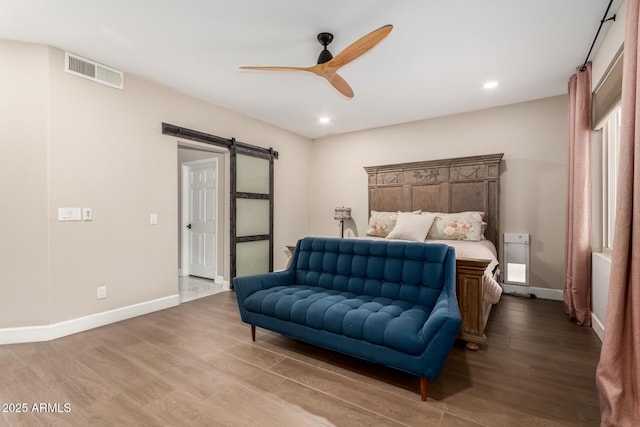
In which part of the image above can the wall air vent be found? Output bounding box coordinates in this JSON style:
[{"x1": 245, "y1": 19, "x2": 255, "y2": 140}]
[{"x1": 64, "y1": 52, "x2": 124, "y2": 89}]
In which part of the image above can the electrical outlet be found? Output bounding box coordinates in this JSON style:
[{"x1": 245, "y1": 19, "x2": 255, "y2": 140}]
[
  {"x1": 97, "y1": 286, "x2": 107, "y2": 299},
  {"x1": 150, "y1": 213, "x2": 158, "y2": 225}
]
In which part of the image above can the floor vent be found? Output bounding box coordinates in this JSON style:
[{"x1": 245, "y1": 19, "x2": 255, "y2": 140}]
[{"x1": 65, "y1": 52, "x2": 124, "y2": 89}]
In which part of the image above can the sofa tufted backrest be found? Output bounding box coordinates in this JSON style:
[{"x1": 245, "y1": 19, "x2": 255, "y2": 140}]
[{"x1": 292, "y1": 237, "x2": 455, "y2": 308}]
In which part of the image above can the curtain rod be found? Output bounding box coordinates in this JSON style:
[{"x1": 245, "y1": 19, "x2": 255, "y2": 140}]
[{"x1": 580, "y1": 0, "x2": 617, "y2": 71}]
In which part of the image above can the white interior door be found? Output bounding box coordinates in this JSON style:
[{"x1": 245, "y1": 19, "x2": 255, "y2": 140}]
[{"x1": 185, "y1": 159, "x2": 217, "y2": 279}]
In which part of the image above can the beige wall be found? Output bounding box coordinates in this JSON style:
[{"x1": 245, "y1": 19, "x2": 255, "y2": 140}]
[
  {"x1": 0, "y1": 41, "x2": 50, "y2": 327},
  {"x1": 311, "y1": 95, "x2": 568, "y2": 290},
  {"x1": 1, "y1": 41, "x2": 312, "y2": 328},
  {"x1": 592, "y1": 0, "x2": 626, "y2": 89}
]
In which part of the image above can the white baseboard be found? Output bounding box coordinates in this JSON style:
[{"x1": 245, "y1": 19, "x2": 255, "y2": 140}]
[
  {"x1": 0, "y1": 294, "x2": 180, "y2": 345},
  {"x1": 214, "y1": 275, "x2": 231, "y2": 290},
  {"x1": 591, "y1": 313, "x2": 605, "y2": 341},
  {"x1": 501, "y1": 283, "x2": 564, "y2": 301}
]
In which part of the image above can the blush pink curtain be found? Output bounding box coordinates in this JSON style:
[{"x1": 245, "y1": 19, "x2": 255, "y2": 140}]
[
  {"x1": 564, "y1": 63, "x2": 592, "y2": 326},
  {"x1": 596, "y1": 0, "x2": 640, "y2": 424}
]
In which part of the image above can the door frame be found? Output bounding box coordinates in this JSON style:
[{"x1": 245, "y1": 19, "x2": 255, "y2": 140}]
[
  {"x1": 180, "y1": 157, "x2": 219, "y2": 278},
  {"x1": 164, "y1": 122, "x2": 278, "y2": 287}
]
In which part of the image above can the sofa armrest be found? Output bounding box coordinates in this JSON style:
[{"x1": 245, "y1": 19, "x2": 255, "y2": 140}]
[
  {"x1": 419, "y1": 287, "x2": 462, "y2": 344},
  {"x1": 234, "y1": 239, "x2": 303, "y2": 302},
  {"x1": 233, "y1": 269, "x2": 295, "y2": 301},
  {"x1": 419, "y1": 248, "x2": 461, "y2": 346}
]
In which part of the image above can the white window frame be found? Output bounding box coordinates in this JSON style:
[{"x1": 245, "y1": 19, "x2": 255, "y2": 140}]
[{"x1": 601, "y1": 106, "x2": 621, "y2": 250}]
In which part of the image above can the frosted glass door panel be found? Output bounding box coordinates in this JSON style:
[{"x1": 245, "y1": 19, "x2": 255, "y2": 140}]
[
  {"x1": 237, "y1": 155, "x2": 269, "y2": 194},
  {"x1": 236, "y1": 199, "x2": 270, "y2": 237},
  {"x1": 233, "y1": 151, "x2": 273, "y2": 279},
  {"x1": 236, "y1": 240, "x2": 270, "y2": 277}
]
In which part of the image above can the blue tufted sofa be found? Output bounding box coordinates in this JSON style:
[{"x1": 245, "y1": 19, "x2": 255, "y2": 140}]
[{"x1": 233, "y1": 237, "x2": 462, "y2": 400}]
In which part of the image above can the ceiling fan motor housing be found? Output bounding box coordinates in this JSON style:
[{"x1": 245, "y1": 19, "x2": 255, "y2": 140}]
[{"x1": 317, "y1": 32, "x2": 334, "y2": 64}]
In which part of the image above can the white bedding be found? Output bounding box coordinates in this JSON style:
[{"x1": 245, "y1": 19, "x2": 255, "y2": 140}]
[{"x1": 426, "y1": 239, "x2": 502, "y2": 304}]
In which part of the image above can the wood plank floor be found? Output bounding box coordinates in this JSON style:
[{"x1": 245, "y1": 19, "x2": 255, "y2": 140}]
[{"x1": 0, "y1": 293, "x2": 602, "y2": 426}]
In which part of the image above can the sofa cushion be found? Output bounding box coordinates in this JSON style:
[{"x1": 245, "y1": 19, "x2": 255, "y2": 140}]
[{"x1": 243, "y1": 285, "x2": 432, "y2": 355}]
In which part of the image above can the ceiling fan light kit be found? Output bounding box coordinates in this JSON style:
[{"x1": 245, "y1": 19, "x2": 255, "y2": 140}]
[{"x1": 240, "y1": 24, "x2": 393, "y2": 98}]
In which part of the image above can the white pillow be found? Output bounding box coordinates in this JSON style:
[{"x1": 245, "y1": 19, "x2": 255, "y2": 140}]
[{"x1": 386, "y1": 212, "x2": 436, "y2": 242}]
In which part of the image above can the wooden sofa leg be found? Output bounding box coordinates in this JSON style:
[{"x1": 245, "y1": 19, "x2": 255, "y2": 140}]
[
  {"x1": 420, "y1": 377, "x2": 427, "y2": 401},
  {"x1": 251, "y1": 325, "x2": 256, "y2": 342}
]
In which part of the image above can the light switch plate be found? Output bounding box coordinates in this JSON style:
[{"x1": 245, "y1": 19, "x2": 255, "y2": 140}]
[
  {"x1": 58, "y1": 208, "x2": 81, "y2": 221},
  {"x1": 150, "y1": 213, "x2": 158, "y2": 225}
]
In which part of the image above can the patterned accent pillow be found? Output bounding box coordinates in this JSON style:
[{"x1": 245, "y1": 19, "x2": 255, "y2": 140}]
[
  {"x1": 365, "y1": 211, "x2": 398, "y2": 237},
  {"x1": 366, "y1": 210, "x2": 421, "y2": 237},
  {"x1": 426, "y1": 211, "x2": 485, "y2": 241}
]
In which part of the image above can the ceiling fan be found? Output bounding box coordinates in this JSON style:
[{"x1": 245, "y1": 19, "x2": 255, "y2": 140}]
[{"x1": 240, "y1": 24, "x2": 393, "y2": 98}]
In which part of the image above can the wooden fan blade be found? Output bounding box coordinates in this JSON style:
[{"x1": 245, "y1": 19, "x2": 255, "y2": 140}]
[
  {"x1": 322, "y1": 72, "x2": 354, "y2": 98},
  {"x1": 242, "y1": 64, "x2": 354, "y2": 98},
  {"x1": 240, "y1": 65, "x2": 314, "y2": 72},
  {"x1": 326, "y1": 24, "x2": 393, "y2": 69}
]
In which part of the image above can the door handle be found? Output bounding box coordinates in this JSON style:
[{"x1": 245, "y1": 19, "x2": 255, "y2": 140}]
[{"x1": 186, "y1": 224, "x2": 192, "y2": 229}]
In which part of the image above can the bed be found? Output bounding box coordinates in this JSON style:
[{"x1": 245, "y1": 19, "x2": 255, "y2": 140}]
[{"x1": 363, "y1": 153, "x2": 504, "y2": 350}]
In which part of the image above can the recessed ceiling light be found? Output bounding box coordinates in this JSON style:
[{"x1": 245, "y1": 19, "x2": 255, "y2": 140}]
[
  {"x1": 483, "y1": 81, "x2": 499, "y2": 89},
  {"x1": 318, "y1": 116, "x2": 331, "y2": 124}
]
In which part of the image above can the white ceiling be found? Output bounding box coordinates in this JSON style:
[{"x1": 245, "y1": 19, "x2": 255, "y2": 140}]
[{"x1": 0, "y1": 0, "x2": 618, "y2": 139}]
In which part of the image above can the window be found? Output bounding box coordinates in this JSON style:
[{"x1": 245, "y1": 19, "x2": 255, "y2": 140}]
[{"x1": 601, "y1": 106, "x2": 621, "y2": 249}]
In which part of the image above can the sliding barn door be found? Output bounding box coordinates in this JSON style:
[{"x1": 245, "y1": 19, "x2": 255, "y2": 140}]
[
  {"x1": 231, "y1": 142, "x2": 275, "y2": 280},
  {"x1": 162, "y1": 123, "x2": 278, "y2": 284}
]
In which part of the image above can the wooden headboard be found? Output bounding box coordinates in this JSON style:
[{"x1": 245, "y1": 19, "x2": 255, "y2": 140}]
[{"x1": 363, "y1": 153, "x2": 504, "y2": 251}]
